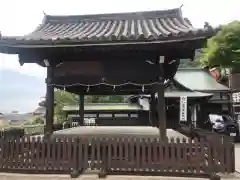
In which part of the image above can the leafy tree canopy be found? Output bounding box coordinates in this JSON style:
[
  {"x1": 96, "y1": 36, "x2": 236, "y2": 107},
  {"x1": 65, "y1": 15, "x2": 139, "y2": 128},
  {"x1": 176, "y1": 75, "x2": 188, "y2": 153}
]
[{"x1": 200, "y1": 21, "x2": 240, "y2": 70}]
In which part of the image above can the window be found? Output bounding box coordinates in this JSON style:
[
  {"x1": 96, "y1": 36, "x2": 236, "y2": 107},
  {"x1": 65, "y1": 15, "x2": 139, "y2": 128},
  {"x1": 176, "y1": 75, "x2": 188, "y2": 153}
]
[
  {"x1": 99, "y1": 114, "x2": 112, "y2": 117},
  {"x1": 130, "y1": 114, "x2": 138, "y2": 118},
  {"x1": 114, "y1": 114, "x2": 128, "y2": 117},
  {"x1": 84, "y1": 114, "x2": 97, "y2": 118},
  {"x1": 84, "y1": 118, "x2": 95, "y2": 124}
]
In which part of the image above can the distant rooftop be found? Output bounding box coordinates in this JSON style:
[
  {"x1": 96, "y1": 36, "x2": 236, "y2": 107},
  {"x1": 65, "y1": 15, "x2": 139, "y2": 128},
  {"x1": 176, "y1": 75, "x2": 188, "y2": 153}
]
[{"x1": 63, "y1": 103, "x2": 143, "y2": 111}]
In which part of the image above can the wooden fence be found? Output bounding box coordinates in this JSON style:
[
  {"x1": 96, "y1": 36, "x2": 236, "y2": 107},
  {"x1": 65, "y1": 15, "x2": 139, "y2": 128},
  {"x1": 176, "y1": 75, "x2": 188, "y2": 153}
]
[{"x1": 0, "y1": 136, "x2": 234, "y2": 179}]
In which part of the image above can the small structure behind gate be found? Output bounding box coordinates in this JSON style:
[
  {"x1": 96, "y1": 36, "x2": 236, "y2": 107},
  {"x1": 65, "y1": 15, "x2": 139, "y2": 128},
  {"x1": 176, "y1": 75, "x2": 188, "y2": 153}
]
[{"x1": 0, "y1": 135, "x2": 234, "y2": 179}]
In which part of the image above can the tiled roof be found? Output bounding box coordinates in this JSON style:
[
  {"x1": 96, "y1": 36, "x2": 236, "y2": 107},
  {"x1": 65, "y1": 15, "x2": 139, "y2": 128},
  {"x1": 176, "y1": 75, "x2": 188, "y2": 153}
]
[{"x1": 0, "y1": 8, "x2": 216, "y2": 46}]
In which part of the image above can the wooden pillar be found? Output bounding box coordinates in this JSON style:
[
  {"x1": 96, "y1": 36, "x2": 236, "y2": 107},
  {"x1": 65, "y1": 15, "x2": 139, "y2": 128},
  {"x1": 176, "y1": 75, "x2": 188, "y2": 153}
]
[
  {"x1": 79, "y1": 95, "x2": 84, "y2": 125},
  {"x1": 157, "y1": 83, "x2": 166, "y2": 139},
  {"x1": 45, "y1": 66, "x2": 54, "y2": 135},
  {"x1": 150, "y1": 93, "x2": 157, "y2": 127},
  {"x1": 158, "y1": 56, "x2": 166, "y2": 140}
]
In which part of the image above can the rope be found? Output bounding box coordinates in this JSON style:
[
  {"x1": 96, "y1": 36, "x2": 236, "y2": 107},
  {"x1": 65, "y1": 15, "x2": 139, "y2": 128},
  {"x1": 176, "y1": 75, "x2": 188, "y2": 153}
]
[
  {"x1": 49, "y1": 81, "x2": 163, "y2": 88},
  {"x1": 49, "y1": 81, "x2": 165, "y2": 92}
]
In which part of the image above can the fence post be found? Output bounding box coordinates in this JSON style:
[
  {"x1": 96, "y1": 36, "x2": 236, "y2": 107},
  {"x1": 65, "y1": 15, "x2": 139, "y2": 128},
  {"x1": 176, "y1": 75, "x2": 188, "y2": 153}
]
[
  {"x1": 231, "y1": 141, "x2": 235, "y2": 173},
  {"x1": 223, "y1": 136, "x2": 235, "y2": 173},
  {"x1": 204, "y1": 135, "x2": 221, "y2": 180},
  {"x1": 70, "y1": 137, "x2": 80, "y2": 178},
  {"x1": 99, "y1": 138, "x2": 107, "y2": 178}
]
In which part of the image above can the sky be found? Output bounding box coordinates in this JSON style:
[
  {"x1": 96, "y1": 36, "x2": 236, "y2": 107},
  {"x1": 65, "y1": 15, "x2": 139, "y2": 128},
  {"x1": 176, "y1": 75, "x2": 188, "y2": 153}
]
[
  {"x1": 0, "y1": 0, "x2": 239, "y2": 112},
  {"x1": 0, "y1": 0, "x2": 240, "y2": 77}
]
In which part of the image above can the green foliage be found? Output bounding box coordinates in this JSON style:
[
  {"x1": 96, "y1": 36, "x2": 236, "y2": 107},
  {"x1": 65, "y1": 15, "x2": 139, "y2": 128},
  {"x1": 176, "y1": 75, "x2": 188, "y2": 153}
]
[
  {"x1": 24, "y1": 116, "x2": 44, "y2": 125},
  {"x1": 24, "y1": 121, "x2": 32, "y2": 125},
  {"x1": 34, "y1": 117, "x2": 44, "y2": 124},
  {"x1": 54, "y1": 90, "x2": 78, "y2": 123},
  {"x1": 200, "y1": 21, "x2": 240, "y2": 69},
  {"x1": 85, "y1": 95, "x2": 125, "y2": 103}
]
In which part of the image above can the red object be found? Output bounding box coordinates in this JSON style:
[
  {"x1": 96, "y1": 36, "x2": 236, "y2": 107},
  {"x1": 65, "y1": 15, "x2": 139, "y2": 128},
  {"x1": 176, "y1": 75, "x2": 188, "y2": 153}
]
[{"x1": 210, "y1": 68, "x2": 221, "y2": 80}]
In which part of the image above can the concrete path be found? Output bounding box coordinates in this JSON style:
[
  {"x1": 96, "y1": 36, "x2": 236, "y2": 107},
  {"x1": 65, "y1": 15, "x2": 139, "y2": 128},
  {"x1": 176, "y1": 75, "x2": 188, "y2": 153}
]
[
  {"x1": 0, "y1": 173, "x2": 239, "y2": 180},
  {"x1": 236, "y1": 144, "x2": 240, "y2": 172},
  {"x1": 0, "y1": 174, "x2": 213, "y2": 180}
]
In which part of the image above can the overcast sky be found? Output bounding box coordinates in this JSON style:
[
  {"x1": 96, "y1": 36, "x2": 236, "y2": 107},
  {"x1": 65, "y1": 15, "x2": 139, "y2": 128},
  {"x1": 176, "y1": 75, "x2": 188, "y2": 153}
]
[
  {"x1": 0, "y1": 0, "x2": 239, "y2": 77},
  {"x1": 0, "y1": 0, "x2": 239, "y2": 113}
]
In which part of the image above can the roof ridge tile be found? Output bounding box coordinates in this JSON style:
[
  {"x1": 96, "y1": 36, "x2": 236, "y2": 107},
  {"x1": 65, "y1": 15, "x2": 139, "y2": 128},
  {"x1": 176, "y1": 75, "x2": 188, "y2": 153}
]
[{"x1": 44, "y1": 8, "x2": 182, "y2": 23}]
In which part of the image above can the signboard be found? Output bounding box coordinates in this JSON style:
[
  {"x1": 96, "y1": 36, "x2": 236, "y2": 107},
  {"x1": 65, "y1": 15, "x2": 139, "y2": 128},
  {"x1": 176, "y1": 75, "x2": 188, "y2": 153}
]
[
  {"x1": 232, "y1": 92, "x2": 240, "y2": 115},
  {"x1": 232, "y1": 92, "x2": 240, "y2": 103},
  {"x1": 180, "y1": 96, "x2": 187, "y2": 122}
]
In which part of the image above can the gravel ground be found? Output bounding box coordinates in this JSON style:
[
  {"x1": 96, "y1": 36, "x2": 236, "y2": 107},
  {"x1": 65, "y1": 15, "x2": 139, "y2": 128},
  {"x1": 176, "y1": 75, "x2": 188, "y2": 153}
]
[{"x1": 53, "y1": 127, "x2": 187, "y2": 139}]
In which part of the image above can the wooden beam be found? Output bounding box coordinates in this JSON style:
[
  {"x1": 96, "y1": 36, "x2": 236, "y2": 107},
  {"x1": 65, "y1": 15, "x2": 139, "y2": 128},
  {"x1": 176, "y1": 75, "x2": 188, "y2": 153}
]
[
  {"x1": 51, "y1": 51, "x2": 159, "y2": 63},
  {"x1": 17, "y1": 40, "x2": 198, "y2": 65},
  {"x1": 79, "y1": 95, "x2": 84, "y2": 125},
  {"x1": 45, "y1": 66, "x2": 54, "y2": 135},
  {"x1": 54, "y1": 83, "x2": 160, "y2": 95},
  {"x1": 59, "y1": 88, "x2": 154, "y2": 95}
]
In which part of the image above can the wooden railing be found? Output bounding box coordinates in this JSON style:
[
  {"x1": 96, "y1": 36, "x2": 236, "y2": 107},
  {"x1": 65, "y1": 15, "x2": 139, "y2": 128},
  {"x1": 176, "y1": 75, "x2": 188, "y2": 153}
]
[{"x1": 0, "y1": 136, "x2": 234, "y2": 179}]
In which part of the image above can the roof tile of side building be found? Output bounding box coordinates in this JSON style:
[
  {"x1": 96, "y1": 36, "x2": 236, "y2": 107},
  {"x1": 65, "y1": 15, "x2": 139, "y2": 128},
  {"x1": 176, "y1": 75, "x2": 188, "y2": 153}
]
[{"x1": 174, "y1": 68, "x2": 229, "y2": 92}]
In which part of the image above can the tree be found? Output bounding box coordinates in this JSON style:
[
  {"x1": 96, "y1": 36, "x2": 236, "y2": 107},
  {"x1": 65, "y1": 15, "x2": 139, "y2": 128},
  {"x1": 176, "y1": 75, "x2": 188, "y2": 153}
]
[
  {"x1": 200, "y1": 21, "x2": 240, "y2": 72},
  {"x1": 24, "y1": 116, "x2": 44, "y2": 125},
  {"x1": 54, "y1": 90, "x2": 79, "y2": 123}
]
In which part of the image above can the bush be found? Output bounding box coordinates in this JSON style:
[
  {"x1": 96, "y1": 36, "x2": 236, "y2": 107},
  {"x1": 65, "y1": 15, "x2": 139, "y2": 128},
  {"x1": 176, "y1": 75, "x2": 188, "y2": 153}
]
[{"x1": 34, "y1": 116, "x2": 44, "y2": 124}]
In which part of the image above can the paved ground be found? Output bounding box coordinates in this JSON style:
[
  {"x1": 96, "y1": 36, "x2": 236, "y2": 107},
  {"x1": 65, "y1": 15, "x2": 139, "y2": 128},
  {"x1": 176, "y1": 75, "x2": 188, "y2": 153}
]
[
  {"x1": 0, "y1": 174, "x2": 220, "y2": 180},
  {"x1": 235, "y1": 144, "x2": 240, "y2": 172},
  {"x1": 0, "y1": 173, "x2": 239, "y2": 180}
]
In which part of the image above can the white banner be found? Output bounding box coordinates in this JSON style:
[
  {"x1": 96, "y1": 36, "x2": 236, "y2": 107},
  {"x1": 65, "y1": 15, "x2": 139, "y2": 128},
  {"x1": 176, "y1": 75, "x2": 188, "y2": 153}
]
[{"x1": 180, "y1": 96, "x2": 187, "y2": 122}]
